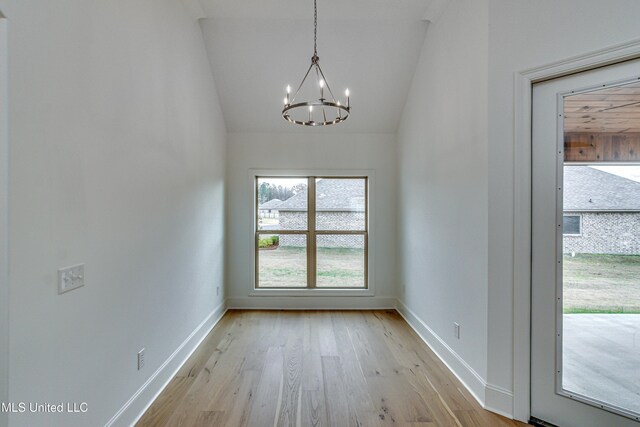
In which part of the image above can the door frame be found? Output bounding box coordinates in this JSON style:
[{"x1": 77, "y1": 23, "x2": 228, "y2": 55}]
[
  {"x1": 0, "y1": 10, "x2": 9, "y2": 427},
  {"x1": 513, "y1": 37, "x2": 640, "y2": 422}
]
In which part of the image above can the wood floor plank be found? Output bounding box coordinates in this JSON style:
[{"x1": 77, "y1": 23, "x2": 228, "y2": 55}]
[
  {"x1": 343, "y1": 311, "x2": 392, "y2": 378},
  {"x1": 317, "y1": 311, "x2": 339, "y2": 357},
  {"x1": 175, "y1": 313, "x2": 235, "y2": 378},
  {"x1": 193, "y1": 410, "x2": 225, "y2": 427},
  {"x1": 166, "y1": 313, "x2": 255, "y2": 426},
  {"x1": 344, "y1": 313, "x2": 436, "y2": 423},
  {"x1": 373, "y1": 311, "x2": 480, "y2": 412},
  {"x1": 276, "y1": 313, "x2": 304, "y2": 427},
  {"x1": 366, "y1": 312, "x2": 463, "y2": 426},
  {"x1": 300, "y1": 390, "x2": 325, "y2": 427},
  {"x1": 136, "y1": 377, "x2": 193, "y2": 427},
  {"x1": 331, "y1": 312, "x2": 385, "y2": 426},
  {"x1": 136, "y1": 310, "x2": 528, "y2": 427},
  {"x1": 321, "y1": 355, "x2": 360, "y2": 427},
  {"x1": 300, "y1": 313, "x2": 329, "y2": 427},
  {"x1": 216, "y1": 370, "x2": 258, "y2": 427},
  {"x1": 301, "y1": 313, "x2": 324, "y2": 392},
  {"x1": 246, "y1": 346, "x2": 285, "y2": 427}
]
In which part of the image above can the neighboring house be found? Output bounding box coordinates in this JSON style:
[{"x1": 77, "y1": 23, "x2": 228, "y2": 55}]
[
  {"x1": 258, "y1": 198, "x2": 282, "y2": 218},
  {"x1": 564, "y1": 166, "x2": 640, "y2": 255},
  {"x1": 276, "y1": 179, "x2": 365, "y2": 248}
]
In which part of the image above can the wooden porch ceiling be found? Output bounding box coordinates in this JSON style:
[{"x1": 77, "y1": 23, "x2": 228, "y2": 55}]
[{"x1": 564, "y1": 82, "x2": 640, "y2": 133}]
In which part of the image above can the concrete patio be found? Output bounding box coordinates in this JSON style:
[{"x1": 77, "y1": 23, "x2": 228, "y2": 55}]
[{"x1": 563, "y1": 314, "x2": 640, "y2": 415}]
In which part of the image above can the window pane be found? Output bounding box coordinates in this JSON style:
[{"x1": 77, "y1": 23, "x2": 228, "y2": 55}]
[
  {"x1": 257, "y1": 234, "x2": 307, "y2": 288},
  {"x1": 257, "y1": 178, "x2": 307, "y2": 231},
  {"x1": 562, "y1": 163, "x2": 640, "y2": 415},
  {"x1": 563, "y1": 215, "x2": 581, "y2": 235},
  {"x1": 316, "y1": 234, "x2": 365, "y2": 288},
  {"x1": 315, "y1": 178, "x2": 365, "y2": 230}
]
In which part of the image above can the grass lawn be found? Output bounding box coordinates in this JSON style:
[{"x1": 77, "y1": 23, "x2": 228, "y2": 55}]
[
  {"x1": 563, "y1": 254, "x2": 640, "y2": 313},
  {"x1": 258, "y1": 217, "x2": 279, "y2": 227},
  {"x1": 258, "y1": 246, "x2": 365, "y2": 288}
]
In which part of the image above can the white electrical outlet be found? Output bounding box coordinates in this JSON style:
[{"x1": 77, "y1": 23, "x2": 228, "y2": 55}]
[
  {"x1": 216, "y1": 286, "x2": 219, "y2": 296},
  {"x1": 57, "y1": 264, "x2": 85, "y2": 294},
  {"x1": 454, "y1": 322, "x2": 460, "y2": 339},
  {"x1": 137, "y1": 348, "x2": 145, "y2": 370}
]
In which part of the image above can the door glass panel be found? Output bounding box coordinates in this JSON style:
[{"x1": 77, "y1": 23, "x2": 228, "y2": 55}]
[
  {"x1": 316, "y1": 234, "x2": 365, "y2": 288},
  {"x1": 257, "y1": 233, "x2": 307, "y2": 288},
  {"x1": 562, "y1": 82, "x2": 640, "y2": 416}
]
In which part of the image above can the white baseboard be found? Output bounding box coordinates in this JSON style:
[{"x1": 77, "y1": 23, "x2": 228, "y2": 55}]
[
  {"x1": 485, "y1": 383, "x2": 514, "y2": 419},
  {"x1": 105, "y1": 301, "x2": 228, "y2": 427},
  {"x1": 227, "y1": 296, "x2": 396, "y2": 310},
  {"x1": 396, "y1": 299, "x2": 513, "y2": 419}
]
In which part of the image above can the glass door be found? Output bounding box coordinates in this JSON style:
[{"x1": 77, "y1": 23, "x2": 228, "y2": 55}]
[{"x1": 531, "y1": 59, "x2": 640, "y2": 427}]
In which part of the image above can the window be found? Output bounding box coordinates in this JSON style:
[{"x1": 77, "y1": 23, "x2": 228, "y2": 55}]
[
  {"x1": 255, "y1": 176, "x2": 368, "y2": 289},
  {"x1": 563, "y1": 214, "x2": 581, "y2": 235}
]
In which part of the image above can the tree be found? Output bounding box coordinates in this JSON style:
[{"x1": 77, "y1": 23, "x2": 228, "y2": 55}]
[
  {"x1": 258, "y1": 182, "x2": 271, "y2": 204},
  {"x1": 291, "y1": 183, "x2": 307, "y2": 195}
]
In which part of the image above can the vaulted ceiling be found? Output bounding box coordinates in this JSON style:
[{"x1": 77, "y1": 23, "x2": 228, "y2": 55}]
[{"x1": 198, "y1": 0, "x2": 434, "y2": 133}]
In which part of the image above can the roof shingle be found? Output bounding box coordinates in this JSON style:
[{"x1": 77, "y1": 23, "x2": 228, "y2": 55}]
[
  {"x1": 564, "y1": 166, "x2": 640, "y2": 211},
  {"x1": 276, "y1": 179, "x2": 365, "y2": 212}
]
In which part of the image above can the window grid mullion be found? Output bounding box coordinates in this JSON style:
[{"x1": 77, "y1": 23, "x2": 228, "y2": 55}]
[
  {"x1": 314, "y1": 230, "x2": 367, "y2": 235},
  {"x1": 256, "y1": 230, "x2": 308, "y2": 235},
  {"x1": 308, "y1": 177, "x2": 316, "y2": 288}
]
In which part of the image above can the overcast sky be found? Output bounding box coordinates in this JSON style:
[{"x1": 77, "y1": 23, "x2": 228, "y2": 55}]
[{"x1": 591, "y1": 165, "x2": 640, "y2": 183}]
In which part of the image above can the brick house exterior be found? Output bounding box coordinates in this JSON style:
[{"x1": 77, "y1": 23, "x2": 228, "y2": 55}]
[
  {"x1": 269, "y1": 179, "x2": 365, "y2": 248},
  {"x1": 563, "y1": 166, "x2": 640, "y2": 255}
]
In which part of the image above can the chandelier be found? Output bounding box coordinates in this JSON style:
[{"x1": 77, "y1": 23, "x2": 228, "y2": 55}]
[{"x1": 282, "y1": 0, "x2": 350, "y2": 126}]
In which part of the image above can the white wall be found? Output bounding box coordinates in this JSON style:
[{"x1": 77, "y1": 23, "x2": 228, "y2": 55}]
[
  {"x1": 0, "y1": 0, "x2": 226, "y2": 426},
  {"x1": 396, "y1": 0, "x2": 491, "y2": 407},
  {"x1": 0, "y1": 11, "x2": 8, "y2": 427},
  {"x1": 226, "y1": 132, "x2": 397, "y2": 308},
  {"x1": 487, "y1": 0, "x2": 640, "y2": 418},
  {"x1": 397, "y1": 0, "x2": 640, "y2": 419}
]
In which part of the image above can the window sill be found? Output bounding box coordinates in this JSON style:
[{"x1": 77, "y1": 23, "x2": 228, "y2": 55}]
[{"x1": 249, "y1": 288, "x2": 375, "y2": 297}]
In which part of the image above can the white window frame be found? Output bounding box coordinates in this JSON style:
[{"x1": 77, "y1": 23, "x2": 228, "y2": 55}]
[
  {"x1": 248, "y1": 169, "x2": 375, "y2": 297},
  {"x1": 562, "y1": 213, "x2": 582, "y2": 236},
  {"x1": 0, "y1": 11, "x2": 9, "y2": 424}
]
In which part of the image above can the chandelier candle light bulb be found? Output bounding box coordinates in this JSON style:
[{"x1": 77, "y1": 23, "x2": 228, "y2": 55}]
[{"x1": 281, "y1": 0, "x2": 350, "y2": 126}]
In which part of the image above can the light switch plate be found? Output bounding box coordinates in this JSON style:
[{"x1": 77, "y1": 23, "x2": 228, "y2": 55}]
[
  {"x1": 58, "y1": 264, "x2": 85, "y2": 294},
  {"x1": 137, "y1": 348, "x2": 145, "y2": 370}
]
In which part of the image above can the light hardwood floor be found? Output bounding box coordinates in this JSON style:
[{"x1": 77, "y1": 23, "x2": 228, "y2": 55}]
[{"x1": 137, "y1": 310, "x2": 527, "y2": 427}]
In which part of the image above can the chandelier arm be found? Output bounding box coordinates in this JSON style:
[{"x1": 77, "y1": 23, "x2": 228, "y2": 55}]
[
  {"x1": 291, "y1": 62, "x2": 316, "y2": 104},
  {"x1": 315, "y1": 63, "x2": 338, "y2": 103},
  {"x1": 314, "y1": 64, "x2": 323, "y2": 97}
]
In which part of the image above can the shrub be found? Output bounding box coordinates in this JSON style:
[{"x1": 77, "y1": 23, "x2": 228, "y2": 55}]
[{"x1": 258, "y1": 236, "x2": 279, "y2": 248}]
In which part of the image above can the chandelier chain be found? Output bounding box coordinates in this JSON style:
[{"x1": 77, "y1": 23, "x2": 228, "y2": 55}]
[{"x1": 313, "y1": 0, "x2": 317, "y2": 57}]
